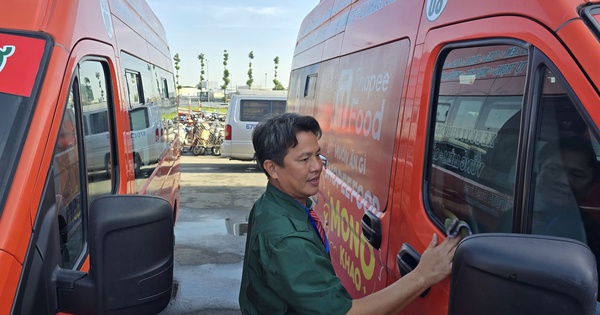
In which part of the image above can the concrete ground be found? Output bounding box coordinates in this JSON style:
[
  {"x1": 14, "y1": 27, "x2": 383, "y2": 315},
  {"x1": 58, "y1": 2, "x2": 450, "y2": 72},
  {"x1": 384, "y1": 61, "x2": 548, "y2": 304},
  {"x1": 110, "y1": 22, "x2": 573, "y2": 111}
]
[{"x1": 159, "y1": 153, "x2": 266, "y2": 314}]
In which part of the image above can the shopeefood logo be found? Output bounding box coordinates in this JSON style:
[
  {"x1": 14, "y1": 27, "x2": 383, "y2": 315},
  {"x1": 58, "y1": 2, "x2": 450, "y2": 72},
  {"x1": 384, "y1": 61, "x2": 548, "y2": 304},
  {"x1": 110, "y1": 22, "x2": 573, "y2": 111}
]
[
  {"x1": 0, "y1": 34, "x2": 46, "y2": 97},
  {"x1": 0, "y1": 45, "x2": 15, "y2": 72}
]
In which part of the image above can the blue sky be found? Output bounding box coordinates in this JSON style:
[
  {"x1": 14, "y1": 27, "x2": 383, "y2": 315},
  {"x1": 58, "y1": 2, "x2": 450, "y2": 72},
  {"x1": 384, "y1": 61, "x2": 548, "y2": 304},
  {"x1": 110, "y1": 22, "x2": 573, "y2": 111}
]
[{"x1": 145, "y1": 1, "x2": 320, "y2": 90}]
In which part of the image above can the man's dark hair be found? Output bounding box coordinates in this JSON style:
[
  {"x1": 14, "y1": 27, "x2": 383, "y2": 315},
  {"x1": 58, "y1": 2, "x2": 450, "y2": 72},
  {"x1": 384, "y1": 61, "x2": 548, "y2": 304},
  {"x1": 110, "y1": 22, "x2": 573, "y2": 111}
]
[
  {"x1": 252, "y1": 113, "x2": 321, "y2": 177},
  {"x1": 538, "y1": 135, "x2": 600, "y2": 181}
]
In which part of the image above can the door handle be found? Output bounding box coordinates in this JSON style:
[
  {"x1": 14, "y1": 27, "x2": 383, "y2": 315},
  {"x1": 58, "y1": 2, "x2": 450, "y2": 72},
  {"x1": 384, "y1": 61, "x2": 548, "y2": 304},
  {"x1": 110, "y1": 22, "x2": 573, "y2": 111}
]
[
  {"x1": 361, "y1": 211, "x2": 382, "y2": 249},
  {"x1": 397, "y1": 243, "x2": 431, "y2": 297}
]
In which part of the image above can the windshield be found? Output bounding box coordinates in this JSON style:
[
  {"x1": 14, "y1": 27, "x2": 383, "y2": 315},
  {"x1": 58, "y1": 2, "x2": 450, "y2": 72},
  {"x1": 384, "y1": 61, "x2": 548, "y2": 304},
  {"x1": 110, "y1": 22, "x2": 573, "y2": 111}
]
[{"x1": 0, "y1": 31, "x2": 51, "y2": 216}]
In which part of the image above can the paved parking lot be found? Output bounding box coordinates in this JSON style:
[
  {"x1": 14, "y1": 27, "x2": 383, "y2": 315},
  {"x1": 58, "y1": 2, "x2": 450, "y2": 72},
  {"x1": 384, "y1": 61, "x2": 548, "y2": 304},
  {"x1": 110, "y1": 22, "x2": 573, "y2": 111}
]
[{"x1": 159, "y1": 153, "x2": 266, "y2": 314}]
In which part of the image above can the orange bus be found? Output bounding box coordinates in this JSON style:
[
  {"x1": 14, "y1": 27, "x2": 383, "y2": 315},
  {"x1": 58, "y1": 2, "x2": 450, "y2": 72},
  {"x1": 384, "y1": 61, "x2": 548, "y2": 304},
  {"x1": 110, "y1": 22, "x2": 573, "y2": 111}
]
[
  {"x1": 0, "y1": 0, "x2": 181, "y2": 313},
  {"x1": 290, "y1": 0, "x2": 600, "y2": 313}
]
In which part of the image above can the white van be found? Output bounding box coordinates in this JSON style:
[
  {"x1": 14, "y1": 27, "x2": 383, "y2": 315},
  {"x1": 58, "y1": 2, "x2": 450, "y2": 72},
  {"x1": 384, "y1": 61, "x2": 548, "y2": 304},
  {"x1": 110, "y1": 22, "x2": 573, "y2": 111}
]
[
  {"x1": 83, "y1": 103, "x2": 165, "y2": 175},
  {"x1": 221, "y1": 92, "x2": 287, "y2": 160},
  {"x1": 129, "y1": 102, "x2": 167, "y2": 173},
  {"x1": 82, "y1": 106, "x2": 111, "y2": 174}
]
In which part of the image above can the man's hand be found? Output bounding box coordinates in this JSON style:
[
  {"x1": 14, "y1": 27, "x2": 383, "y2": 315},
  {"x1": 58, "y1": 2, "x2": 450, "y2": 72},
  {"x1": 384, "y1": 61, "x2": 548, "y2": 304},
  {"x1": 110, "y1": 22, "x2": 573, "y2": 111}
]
[{"x1": 413, "y1": 233, "x2": 462, "y2": 287}]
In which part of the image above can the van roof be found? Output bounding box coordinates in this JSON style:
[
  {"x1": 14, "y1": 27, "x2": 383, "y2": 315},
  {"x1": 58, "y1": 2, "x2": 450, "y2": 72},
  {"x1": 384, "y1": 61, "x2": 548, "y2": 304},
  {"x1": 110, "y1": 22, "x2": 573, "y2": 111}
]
[
  {"x1": 232, "y1": 90, "x2": 287, "y2": 97},
  {"x1": 229, "y1": 93, "x2": 287, "y2": 102},
  {"x1": 1, "y1": 0, "x2": 170, "y2": 69},
  {"x1": 294, "y1": 0, "x2": 588, "y2": 70}
]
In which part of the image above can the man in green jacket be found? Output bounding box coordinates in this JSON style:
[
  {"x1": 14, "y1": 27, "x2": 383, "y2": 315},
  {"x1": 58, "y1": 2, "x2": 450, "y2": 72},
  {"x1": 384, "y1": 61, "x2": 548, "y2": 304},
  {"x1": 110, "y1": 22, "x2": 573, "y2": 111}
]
[{"x1": 239, "y1": 113, "x2": 460, "y2": 315}]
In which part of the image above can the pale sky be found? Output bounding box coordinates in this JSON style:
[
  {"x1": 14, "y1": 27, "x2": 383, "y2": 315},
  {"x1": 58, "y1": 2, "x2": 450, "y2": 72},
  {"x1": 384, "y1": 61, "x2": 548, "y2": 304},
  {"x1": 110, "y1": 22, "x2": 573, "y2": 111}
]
[{"x1": 145, "y1": 1, "x2": 320, "y2": 90}]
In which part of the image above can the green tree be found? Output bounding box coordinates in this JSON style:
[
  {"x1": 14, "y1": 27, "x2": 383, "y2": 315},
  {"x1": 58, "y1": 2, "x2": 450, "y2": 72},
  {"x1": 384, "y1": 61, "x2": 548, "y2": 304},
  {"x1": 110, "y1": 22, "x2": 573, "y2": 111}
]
[
  {"x1": 272, "y1": 56, "x2": 285, "y2": 90},
  {"x1": 173, "y1": 53, "x2": 182, "y2": 92},
  {"x1": 95, "y1": 71, "x2": 104, "y2": 101},
  {"x1": 221, "y1": 50, "x2": 230, "y2": 101},
  {"x1": 246, "y1": 51, "x2": 254, "y2": 89},
  {"x1": 82, "y1": 76, "x2": 94, "y2": 103},
  {"x1": 197, "y1": 53, "x2": 206, "y2": 93}
]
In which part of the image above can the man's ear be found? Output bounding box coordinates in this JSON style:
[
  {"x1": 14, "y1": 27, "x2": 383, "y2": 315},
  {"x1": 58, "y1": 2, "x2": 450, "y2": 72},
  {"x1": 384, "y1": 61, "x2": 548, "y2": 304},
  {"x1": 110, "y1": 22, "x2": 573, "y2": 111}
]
[{"x1": 263, "y1": 160, "x2": 278, "y2": 179}]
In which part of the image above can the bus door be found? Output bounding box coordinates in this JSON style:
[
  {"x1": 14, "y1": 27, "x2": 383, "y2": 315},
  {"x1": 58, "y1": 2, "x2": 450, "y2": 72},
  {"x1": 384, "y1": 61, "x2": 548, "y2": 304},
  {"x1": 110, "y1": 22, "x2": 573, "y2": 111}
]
[{"x1": 397, "y1": 15, "x2": 600, "y2": 314}]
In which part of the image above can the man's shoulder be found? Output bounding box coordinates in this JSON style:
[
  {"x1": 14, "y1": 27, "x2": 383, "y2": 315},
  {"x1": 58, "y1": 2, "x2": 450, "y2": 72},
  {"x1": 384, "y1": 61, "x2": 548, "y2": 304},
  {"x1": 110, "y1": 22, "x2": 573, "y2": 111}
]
[{"x1": 250, "y1": 193, "x2": 311, "y2": 236}]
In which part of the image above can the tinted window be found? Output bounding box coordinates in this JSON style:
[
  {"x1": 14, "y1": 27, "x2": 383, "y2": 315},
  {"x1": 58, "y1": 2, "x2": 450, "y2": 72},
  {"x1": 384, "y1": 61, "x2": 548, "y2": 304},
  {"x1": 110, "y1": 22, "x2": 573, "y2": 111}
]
[
  {"x1": 54, "y1": 88, "x2": 83, "y2": 269},
  {"x1": 528, "y1": 68, "x2": 600, "y2": 243},
  {"x1": 526, "y1": 67, "x2": 600, "y2": 301},
  {"x1": 87, "y1": 110, "x2": 109, "y2": 135},
  {"x1": 239, "y1": 100, "x2": 286, "y2": 121},
  {"x1": 427, "y1": 44, "x2": 600, "y2": 271},
  {"x1": 428, "y1": 44, "x2": 528, "y2": 233},
  {"x1": 126, "y1": 70, "x2": 144, "y2": 106},
  {"x1": 81, "y1": 61, "x2": 114, "y2": 201},
  {"x1": 130, "y1": 107, "x2": 150, "y2": 130}
]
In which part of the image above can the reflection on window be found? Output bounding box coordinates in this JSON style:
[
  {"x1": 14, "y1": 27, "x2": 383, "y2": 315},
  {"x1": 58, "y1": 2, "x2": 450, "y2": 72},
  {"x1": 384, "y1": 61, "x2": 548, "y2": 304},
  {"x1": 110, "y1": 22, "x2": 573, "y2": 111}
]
[
  {"x1": 85, "y1": 110, "x2": 109, "y2": 135},
  {"x1": 130, "y1": 107, "x2": 150, "y2": 130},
  {"x1": 81, "y1": 61, "x2": 113, "y2": 203},
  {"x1": 126, "y1": 70, "x2": 144, "y2": 105},
  {"x1": 130, "y1": 104, "x2": 166, "y2": 181},
  {"x1": 304, "y1": 74, "x2": 317, "y2": 98},
  {"x1": 528, "y1": 67, "x2": 600, "y2": 302},
  {"x1": 428, "y1": 44, "x2": 528, "y2": 235},
  {"x1": 530, "y1": 68, "x2": 600, "y2": 244},
  {"x1": 54, "y1": 88, "x2": 83, "y2": 269},
  {"x1": 453, "y1": 100, "x2": 481, "y2": 129},
  {"x1": 162, "y1": 78, "x2": 169, "y2": 99}
]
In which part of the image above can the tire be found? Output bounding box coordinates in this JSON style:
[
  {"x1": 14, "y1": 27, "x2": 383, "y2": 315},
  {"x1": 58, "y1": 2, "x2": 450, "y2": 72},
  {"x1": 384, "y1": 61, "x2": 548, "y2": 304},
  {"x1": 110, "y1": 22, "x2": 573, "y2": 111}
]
[
  {"x1": 104, "y1": 154, "x2": 112, "y2": 175},
  {"x1": 191, "y1": 145, "x2": 205, "y2": 156},
  {"x1": 212, "y1": 146, "x2": 221, "y2": 156},
  {"x1": 133, "y1": 152, "x2": 142, "y2": 176}
]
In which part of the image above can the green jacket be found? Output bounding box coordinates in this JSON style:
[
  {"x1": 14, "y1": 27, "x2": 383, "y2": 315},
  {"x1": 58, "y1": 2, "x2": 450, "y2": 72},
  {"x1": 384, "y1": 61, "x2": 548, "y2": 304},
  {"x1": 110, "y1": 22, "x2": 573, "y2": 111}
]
[{"x1": 239, "y1": 183, "x2": 352, "y2": 314}]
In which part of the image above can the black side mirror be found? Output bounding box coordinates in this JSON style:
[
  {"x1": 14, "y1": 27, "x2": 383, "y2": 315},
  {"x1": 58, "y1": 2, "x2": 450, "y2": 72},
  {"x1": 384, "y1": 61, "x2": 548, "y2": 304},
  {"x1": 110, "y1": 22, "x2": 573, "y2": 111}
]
[
  {"x1": 56, "y1": 195, "x2": 174, "y2": 314},
  {"x1": 449, "y1": 234, "x2": 597, "y2": 315}
]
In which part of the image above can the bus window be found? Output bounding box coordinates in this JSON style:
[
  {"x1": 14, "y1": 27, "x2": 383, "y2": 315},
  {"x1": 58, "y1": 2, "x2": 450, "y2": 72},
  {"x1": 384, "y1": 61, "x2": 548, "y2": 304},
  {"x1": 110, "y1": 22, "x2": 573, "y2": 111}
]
[
  {"x1": 304, "y1": 74, "x2": 317, "y2": 98},
  {"x1": 53, "y1": 86, "x2": 83, "y2": 269},
  {"x1": 529, "y1": 67, "x2": 600, "y2": 246},
  {"x1": 428, "y1": 44, "x2": 528, "y2": 233},
  {"x1": 524, "y1": 66, "x2": 600, "y2": 300},
  {"x1": 81, "y1": 60, "x2": 114, "y2": 200},
  {"x1": 239, "y1": 100, "x2": 287, "y2": 121},
  {"x1": 126, "y1": 70, "x2": 144, "y2": 106},
  {"x1": 161, "y1": 77, "x2": 169, "y2": 99}
]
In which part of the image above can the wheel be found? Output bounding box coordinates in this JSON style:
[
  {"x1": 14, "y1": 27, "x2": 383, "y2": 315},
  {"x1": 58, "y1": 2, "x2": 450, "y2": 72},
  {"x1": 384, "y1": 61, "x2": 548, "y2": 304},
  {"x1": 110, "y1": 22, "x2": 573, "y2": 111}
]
[
  {"x1": 104, "y1": 154, "x2": 112, "y2": 175},
  {"x1": 133, "y1": 152, "x2": 142, "y2": 176},
  {"x1": 191, "y1": 144, "x2": 205, "y2": 156},
  {"x1": 212, "y1": 146, "x2": 221, "y2": 156}
]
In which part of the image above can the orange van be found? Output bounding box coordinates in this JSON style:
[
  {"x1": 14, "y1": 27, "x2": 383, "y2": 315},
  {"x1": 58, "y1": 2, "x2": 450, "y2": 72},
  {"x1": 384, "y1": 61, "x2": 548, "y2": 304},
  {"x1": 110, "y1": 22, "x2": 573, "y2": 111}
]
[
  {"x1": 0, "y1": 0, "x2": 181, "y2": 313},
  {"x1": 290, "y1": 0, "x2": 600, "y2": 313}
]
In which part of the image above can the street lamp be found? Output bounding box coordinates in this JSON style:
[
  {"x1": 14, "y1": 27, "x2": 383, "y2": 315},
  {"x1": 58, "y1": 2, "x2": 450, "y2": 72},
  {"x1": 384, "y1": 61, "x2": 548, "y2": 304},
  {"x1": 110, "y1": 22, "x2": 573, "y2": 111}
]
[{"x1": 264, "y1": 73, "x2": 267, "y2": 89}]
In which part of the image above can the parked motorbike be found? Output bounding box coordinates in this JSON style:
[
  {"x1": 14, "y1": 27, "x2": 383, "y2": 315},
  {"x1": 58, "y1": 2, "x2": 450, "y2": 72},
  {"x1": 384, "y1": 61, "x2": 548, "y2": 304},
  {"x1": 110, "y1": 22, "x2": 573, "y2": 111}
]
[
  {"x1": 199, "y1": 122, "x2": 224, "y2": 156},
  {"x1": 188, "y1": 123, "x2": 206, "y2": 156},
  {"x1": 183, "y1": 121, "x2": 223, "y2": 156}
]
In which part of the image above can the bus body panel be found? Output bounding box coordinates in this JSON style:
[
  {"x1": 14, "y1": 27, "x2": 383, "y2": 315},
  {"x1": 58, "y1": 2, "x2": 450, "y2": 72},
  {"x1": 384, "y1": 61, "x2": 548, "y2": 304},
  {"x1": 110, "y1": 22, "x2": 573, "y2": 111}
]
[
  {"x1": 557, "y1": 20, "x2": 600, "y2": 94},
  {"x1": 0, "y1": 253, "x2": 21, "y2": 310}
]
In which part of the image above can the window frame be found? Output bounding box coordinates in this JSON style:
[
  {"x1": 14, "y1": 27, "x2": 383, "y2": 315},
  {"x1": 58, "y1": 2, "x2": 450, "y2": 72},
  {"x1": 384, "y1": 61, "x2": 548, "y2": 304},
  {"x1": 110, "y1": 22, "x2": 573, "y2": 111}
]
[
  {"x1": 125, "y1": 69, "x2": 145, "y2": 106},
  {"x1": 424, "y1": 39, "x2": 600, "y2": 237},
  {"x1": 423, "y1": 38, "x2": 534, "y2": 234}
]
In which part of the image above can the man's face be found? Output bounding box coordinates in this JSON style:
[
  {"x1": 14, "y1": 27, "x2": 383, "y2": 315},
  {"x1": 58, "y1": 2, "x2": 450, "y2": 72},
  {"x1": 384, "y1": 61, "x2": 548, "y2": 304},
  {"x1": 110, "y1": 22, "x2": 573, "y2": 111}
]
[
  {"x1": 267, "y1": 131, "x2": 323, "y2": 203},
  {"x1": 536, "y1": 150, "x2": 595, "y2": 207}
]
